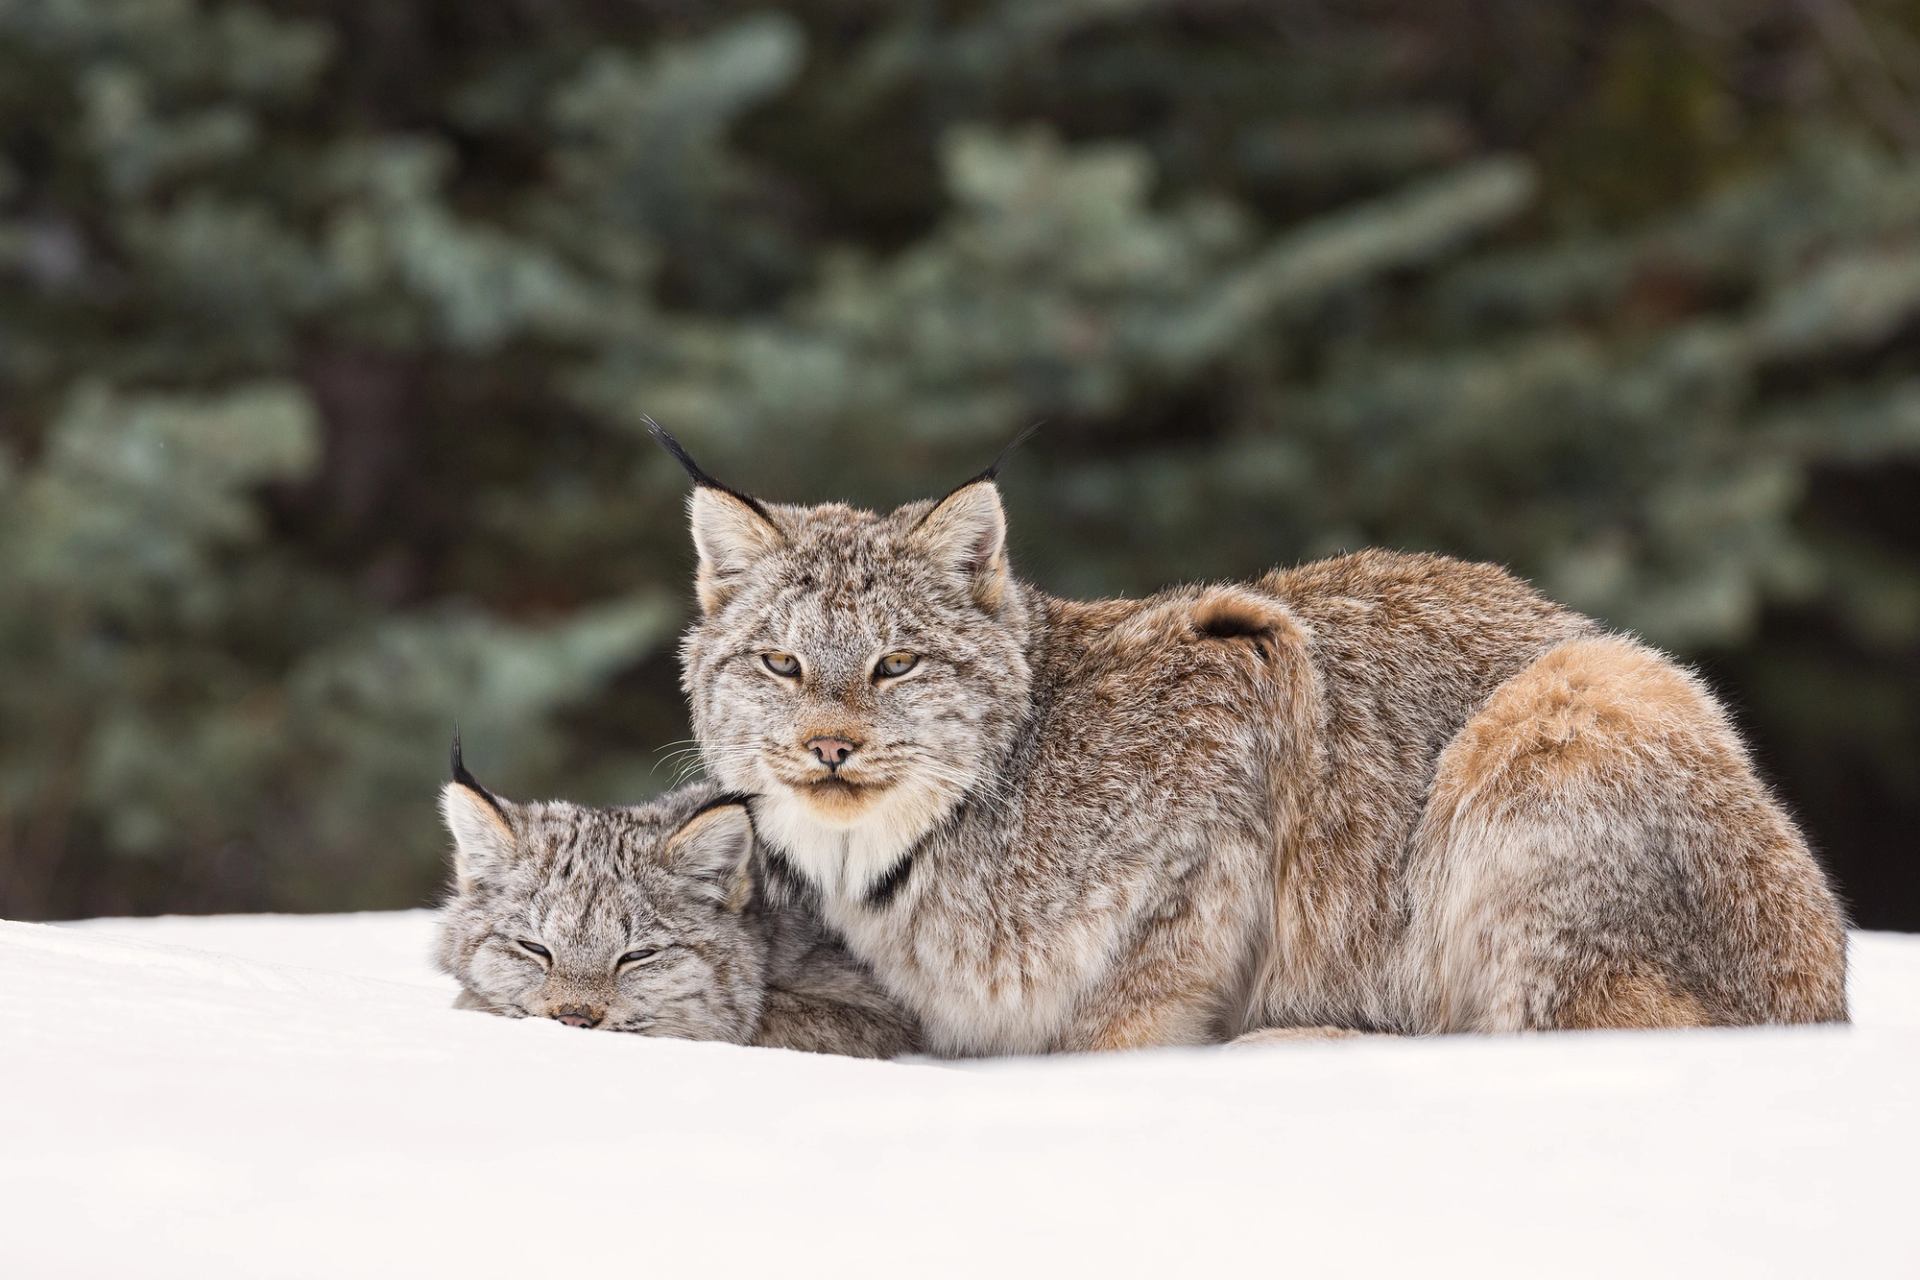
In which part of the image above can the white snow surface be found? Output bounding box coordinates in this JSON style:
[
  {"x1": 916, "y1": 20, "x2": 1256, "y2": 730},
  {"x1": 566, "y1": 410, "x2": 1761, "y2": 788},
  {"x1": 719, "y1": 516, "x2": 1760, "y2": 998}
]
[{"x1": 3, "y1": 912, "x2": 1916, "y2": 1279}]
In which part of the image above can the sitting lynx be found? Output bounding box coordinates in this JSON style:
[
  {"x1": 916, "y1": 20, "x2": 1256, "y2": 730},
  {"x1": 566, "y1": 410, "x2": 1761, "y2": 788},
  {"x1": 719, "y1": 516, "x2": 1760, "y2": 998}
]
[
  {"x1": 656, "y1": 426, "x2": 1848, "y2": 1055},
  {"x1": 435, "y1": 742, "x2": 918, "y2": 1058}
]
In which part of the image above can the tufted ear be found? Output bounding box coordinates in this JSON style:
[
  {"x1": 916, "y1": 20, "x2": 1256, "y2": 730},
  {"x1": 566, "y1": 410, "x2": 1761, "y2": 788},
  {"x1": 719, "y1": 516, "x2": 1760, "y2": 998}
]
[
  {"x1": 688, "y1": 488, "x2": 784, "y2": 614},
  {"x1": 913, "y1": 479, "x2": 1009, "y2": 612},
  {"x1": 439, "y1": 736, "x2": 518, "y2": 891},
  {"x1": 646, "y1": 420, "x2": 784, "y2": 613},
  {"x1": 663, "y1": 797, "x2": 756, "y2": 912}
]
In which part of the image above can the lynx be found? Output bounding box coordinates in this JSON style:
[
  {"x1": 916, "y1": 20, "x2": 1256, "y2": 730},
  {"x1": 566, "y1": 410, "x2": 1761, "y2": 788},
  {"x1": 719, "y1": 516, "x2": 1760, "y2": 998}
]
[
  {"x1": 435, "y1": 742, "x2": 918, "y2": 1058},
  {"x1": 659, "y1": 426, "x2": 1848, "y2": 1055}
]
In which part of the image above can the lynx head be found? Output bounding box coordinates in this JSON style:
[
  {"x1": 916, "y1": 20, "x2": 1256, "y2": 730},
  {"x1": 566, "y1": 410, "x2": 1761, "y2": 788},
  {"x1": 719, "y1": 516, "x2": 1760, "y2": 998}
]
[
  {"x1": 659, "y1": 425, "x2": 1039, "y2": 900},
  {"x1": 435, "y1": 743, "x2": 767, "y2": 1041}
]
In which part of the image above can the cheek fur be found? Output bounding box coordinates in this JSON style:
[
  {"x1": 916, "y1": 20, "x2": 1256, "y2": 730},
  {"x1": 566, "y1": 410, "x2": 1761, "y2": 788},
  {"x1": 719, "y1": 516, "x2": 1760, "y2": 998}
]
[
  {"x1": 466, "y1": 941, "x2": 546, "y2": 1004},
  {"x1": 621, "y1": 946, "x2": 758, "y2": 1041},
  {"x1": 621, "y1": 960, "x2": 712, "y2": 1023},
  {"x1": 874, "y1": 669, "x2": 992, "y2": 752},
  {"x1": 698, "y1": 672, "x2": 794, "y2": 780}
]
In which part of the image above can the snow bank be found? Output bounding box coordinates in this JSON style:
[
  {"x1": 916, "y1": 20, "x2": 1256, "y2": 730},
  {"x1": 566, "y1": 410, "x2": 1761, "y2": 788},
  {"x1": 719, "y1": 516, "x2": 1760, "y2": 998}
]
[{"x1": 3, "y1": 911, "x2": 1916, "y2": 1278}]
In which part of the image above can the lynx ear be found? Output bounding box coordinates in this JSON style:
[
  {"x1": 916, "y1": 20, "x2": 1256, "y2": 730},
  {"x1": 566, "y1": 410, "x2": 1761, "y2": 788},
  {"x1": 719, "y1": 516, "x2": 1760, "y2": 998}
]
[
  {"x1": 663, "y1": 797, "x2": 756, "y2": 912},
  {"x1": 440, "y1": 735, "x2": 517, "y2": 890},
  {"x1": 646, "y1": 420, "x2": 784, "y2": 614},
  {"x1": 689, "y1": 488, "x2": 784, "y2": 614},
  {"x1": 914, "y1": 479, "x2": 1009, "y2": 612}
]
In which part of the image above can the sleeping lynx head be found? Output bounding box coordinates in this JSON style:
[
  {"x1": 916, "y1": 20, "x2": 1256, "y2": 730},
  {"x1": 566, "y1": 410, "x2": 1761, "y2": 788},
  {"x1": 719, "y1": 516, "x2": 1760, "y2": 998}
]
[
  {"x1": 435, "y1": 743, "x2": 766, "y2": 1040},
  {"x1": 660, "y1": 425, "x2": 1038, "y2": 900}
]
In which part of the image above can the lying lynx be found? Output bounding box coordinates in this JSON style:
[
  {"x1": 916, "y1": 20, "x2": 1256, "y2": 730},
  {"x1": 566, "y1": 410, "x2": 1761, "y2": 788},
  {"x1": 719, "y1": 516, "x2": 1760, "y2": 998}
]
[
  {"x1": 435, "y1": 742, "x2": 918, "y2": 1058},
  {"x1": 657, "y1": 426, "x2": 1848, "y2": 1054}
]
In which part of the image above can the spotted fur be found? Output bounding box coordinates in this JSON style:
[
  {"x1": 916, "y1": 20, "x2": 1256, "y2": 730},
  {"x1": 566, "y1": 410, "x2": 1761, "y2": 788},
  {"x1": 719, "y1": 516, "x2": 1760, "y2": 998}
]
[
  {"x1": 434, "y1": 767, "x2": 919, "y2": 1058},
  {"x1": 668, "y1": 442, "x2": 1848, "y2": 1055}
]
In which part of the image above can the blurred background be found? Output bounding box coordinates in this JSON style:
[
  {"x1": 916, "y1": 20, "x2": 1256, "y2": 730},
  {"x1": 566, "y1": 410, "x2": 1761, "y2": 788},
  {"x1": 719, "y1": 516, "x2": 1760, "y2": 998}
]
[{"x1": 2, "y1": 1, "x2": 1917, "y2": 928}]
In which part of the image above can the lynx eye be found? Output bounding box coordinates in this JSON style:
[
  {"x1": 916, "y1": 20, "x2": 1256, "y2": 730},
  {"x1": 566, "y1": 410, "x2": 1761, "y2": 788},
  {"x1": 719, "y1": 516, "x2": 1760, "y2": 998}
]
[
  {"x1": 515, "y1": 939, "x2": 551, "y2": 960},
  {"x1": 874, "y1": 651, "x2": 919, "y2": 679},
  {"x1": 760, "y1": 651, "x2": 801, "y2": 678},
  {"x1": 618, "y1": 948, "x2": 661, "y2": 967}
]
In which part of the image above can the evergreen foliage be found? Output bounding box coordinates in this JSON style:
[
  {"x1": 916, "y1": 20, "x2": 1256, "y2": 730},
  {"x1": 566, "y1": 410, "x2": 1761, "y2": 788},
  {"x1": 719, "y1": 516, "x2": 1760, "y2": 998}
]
[{"x1": 3, "y1": 1, "x2": 1917, "y2": 923}]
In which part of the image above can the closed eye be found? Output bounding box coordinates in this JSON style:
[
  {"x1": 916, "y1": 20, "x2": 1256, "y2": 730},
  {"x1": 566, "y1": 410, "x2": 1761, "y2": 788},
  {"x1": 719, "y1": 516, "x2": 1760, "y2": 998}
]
[
  {"x1": 618, "y1": 948, "x2": 662, "y2": 967},
  {"x1": 515, "y1": 939, "x2": 551, "y2": 961}
]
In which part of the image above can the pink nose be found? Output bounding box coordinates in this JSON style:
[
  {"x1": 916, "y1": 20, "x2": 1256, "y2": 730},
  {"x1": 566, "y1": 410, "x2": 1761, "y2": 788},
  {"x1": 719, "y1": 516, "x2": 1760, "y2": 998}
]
[
  {"x1": 552, "y1": 1009, "x2": 600, "y2": 1029},
  {"x1": 805, "y1": 736, "x2": 859, "y2": 768}
]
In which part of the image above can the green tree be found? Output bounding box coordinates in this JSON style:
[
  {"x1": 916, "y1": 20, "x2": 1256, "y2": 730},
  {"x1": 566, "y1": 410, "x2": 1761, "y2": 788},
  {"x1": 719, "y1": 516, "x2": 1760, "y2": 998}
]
[{"x1": 3, "y1": 1, "x2": 1917, "y2": 924}]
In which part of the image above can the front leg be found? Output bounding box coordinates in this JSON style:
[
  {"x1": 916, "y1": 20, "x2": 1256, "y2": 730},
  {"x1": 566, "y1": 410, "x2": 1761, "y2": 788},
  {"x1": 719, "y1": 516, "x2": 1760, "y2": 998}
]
[
  {"x1": 756, "y1": 988, "x2": 921, "y2": 1059},
  {"x1": 1063, "y1": 990, "x2": 1226, "y2": 1051},
  {"x1": 1228, "y1": 1026, "x2": 1372, "y2": 1047},
  {"x1": 1054, "y1": 902, "x2": 1249, "y2": 1052}
]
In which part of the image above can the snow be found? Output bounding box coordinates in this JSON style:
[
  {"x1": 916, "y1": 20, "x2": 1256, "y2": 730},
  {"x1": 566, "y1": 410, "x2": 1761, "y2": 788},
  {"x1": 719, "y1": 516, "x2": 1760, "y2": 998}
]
[{"x1": 3, "y1": 912, "x2": 1916, "y2": 1279}]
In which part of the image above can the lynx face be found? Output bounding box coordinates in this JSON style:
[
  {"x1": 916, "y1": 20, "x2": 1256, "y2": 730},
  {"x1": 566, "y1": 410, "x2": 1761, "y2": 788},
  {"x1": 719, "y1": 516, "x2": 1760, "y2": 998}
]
[
  {"x1": 676, "y1": 475, "x2": 1036, "y2": 900},
  {"x1": 436, "y1": 766, "x2": 767, "y2": 1042}
]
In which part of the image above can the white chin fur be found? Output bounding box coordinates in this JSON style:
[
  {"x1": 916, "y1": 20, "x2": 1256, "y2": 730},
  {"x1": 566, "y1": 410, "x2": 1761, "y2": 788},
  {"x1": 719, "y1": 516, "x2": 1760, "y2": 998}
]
[{"x1": 756, "y1": 779, "x2": 954, "y2": 902}]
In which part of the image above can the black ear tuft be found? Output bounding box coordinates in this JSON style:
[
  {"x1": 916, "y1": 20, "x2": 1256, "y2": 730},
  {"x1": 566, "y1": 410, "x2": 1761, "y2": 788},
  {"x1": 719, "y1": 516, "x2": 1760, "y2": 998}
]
[
  {"x1": 915, "y1": 421, "x2": 1043, "y2": 530},
  {"x1": 449, "y1": 730, "x2": 510, "y2": 822},
  {"x1": 978, "y1": 419, "x2": 1045, "y2": 484},
  {"x1": 449, "y1": 728, "x2": 469, "y2": 785},
  {"x1": 644, "y1": 416, "x2": 774, "y2": 521}
]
